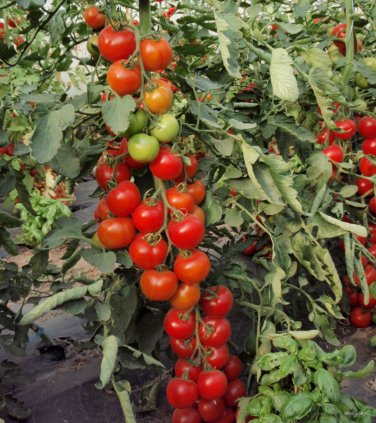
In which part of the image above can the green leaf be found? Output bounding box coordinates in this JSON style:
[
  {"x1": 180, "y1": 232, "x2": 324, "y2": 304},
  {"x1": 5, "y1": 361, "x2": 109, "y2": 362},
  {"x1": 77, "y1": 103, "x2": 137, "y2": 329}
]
[
  {"x1": 280, "y1": 393, "x2": 313, "y2": 420},
  {"x1": 278, "y1": 23, "x2": 304, "y2": 34},
  {"x1": 342, "y1": 360, "x2": 375, "y2": 379},
  {"x1": 318, "y1": 213, "x2": 367, "y2": 238},
  {"x1": 212, "y1": 136, "x2": 234, "y2": 156},
  {"x1": 265, "y1": 267, "x2": 285, "y2": 307},
  {"x1": 340, "y1": 185, "x2": 358, "y2": 198},
  {"x1": 190, "y1": 102, "x2": 221, "y2": 128},
  {"x1": 95, "y1": 303, "x2": 111, "y2": 322},
  {"x1": 100, "y1": 335, "x2": 119, "y2": 387},
  {"x1": 0, "y1": 211, "x2": 21, "y2": 228},
  {"x1": 112, "y1": 380, "x2": 137, "y2": 423},
  {"x1": 224, "y1": 208, "x2": 244, "y2": 227},
  {"x1": 81, "y1": 248, "x2": 116, "y2": 273},
  {"x1": 270, "y1": 48, "x2": 299, "y2": 102},
  {"x1": 315, "y1": 368, "x2": 340, "y2": 403},
  {"x1": 122, "y1": 345, "x2": 165, "y2": 368},
  {"x1": 101, "y1": 96, "x2": 136, "y2": 135},
  {"x1": 43, "y1": 217, "x2": 84, "y2": 249},
  {"x1": 31, "y1": 104, "x2": 75, "y2": 163},
  {"x1": 48, "y1": 10, "x2": 65, "y2": 44},
  {"x1": 202, "y1": 192, "x2": 223, "y2": 225},
  {"x1": 50, "y1": 143, "x2": 80, "y2": 178},
  {"x1": 228, "y1": 119, "x2": 256, "y2": 130},
  {"x1": 30, "y1": 249, "x2": 49, "y2": 277},
  {"x1": 301, "y1": 48, "x2": 332, "y2": 73},
  {"x1": 87, "y1": 279, "x2": 104, "y2": 296},
  {"x1": 0, "y1": 228, "x2": 19, "y2": 256},
  {"x1": 268, "y1": 114, "x2": 316, "y2": 144}
]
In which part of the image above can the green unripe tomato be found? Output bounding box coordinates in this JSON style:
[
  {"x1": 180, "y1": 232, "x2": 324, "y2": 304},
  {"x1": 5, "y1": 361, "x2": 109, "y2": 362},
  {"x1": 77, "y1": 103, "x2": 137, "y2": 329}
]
[
  {"x1": 87, "y1": 35, "x2": 99, "y2": 59},
  {"x1": 128, "y1": 134, "x2": 160, "y2": 163},
  {"x1": 150, "y1": 114, "x2": 180, "y2": 143},
  {"x1": 126, "y1": 109, "x2": 147, "y2": 137},
  {"x1": 364, "y1": 57, "x2": 376, "y2": 72},
  {"x1": 355, "y1": 72, "x2": 368, "y2": 89}
]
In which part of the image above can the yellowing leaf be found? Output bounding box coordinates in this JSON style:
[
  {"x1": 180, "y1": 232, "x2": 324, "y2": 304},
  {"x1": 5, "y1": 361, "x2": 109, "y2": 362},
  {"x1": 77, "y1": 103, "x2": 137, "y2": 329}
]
[{"x1": 270, "y1": 48, "x2": 299, "y2": 102}]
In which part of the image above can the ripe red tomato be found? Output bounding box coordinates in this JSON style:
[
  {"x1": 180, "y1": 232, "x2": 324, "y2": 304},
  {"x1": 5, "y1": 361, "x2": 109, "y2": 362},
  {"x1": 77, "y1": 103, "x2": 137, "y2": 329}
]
[
  {"x1": 198, "y1": 398, "x2": 225, "y2": 422},
  {"x1": 174, "y1": 359, "x2": 202, "y2": 382},
  {"x1": 200, "y1": 286, "x2": 233, "y2": 317},
  {"x1": 216, "y1": 408, "x2": 236, "y2": 423},
  {"x1": 175, "y1": 155, "x2": 200, "y2": 183},
  {"x1": 344, "y1": 287, "x2": 359, "y2": 308},
  {"x1": 350, "y1": 307, "x2": 372, "y2": 328},
  {"x1": 97, "y1": 217, "x2": 135, "y2": 249},
  {"x1": 358, "y1": 293, "x2": 376, "y2": 309},
  {"x1": 132, "y1": 200, "x2": 164, "y2": 233},
  {"x1": 172, "y1": 408, "x2": 201, "y2": 423},
  {"x1": 150, "y1": 146, "x2": 183, "y2": 181},
  {"x1": 369, "y1": 198, "x2": 376, "y2": 215},
  {"x1": 107, "y1": 62, "x2": 141, "y2": 96},
  {"x1": 106, "y1": 181, "x2": 141, "y2": 217},
  {"x1": 95, "y1": 162, "x2": 131, "y2": 190},
  {"x1": 322, "y1": 144, "x2": 344, "y2": 163},
  {"x1": 362, "y1": 138, "x2": 376, "y2": 156},
  {"x1": 197, "y1": 370, "x2": 228, "y2": 400},
  {"x1": 166, "y1": 378, "x2": 198, "y2": 409},
  {"x1": 316, "y1": 128, "x2": 335, "y2": 145},
  {"x1": 333, "y1": 119, "x2": 356, "y2": 140},
  {"x1": 129, "y1": 234, "x2": 168, "y2": 269},
  {"x1": 144, "y1": 79, "x2": 173, "y2": 114},
  {"x1": 170, "y1": 337, "x2": 197, "y2": 358},
  {"x1": 365, "y1": 264, "x2": 376, "y2": 286},
  {"x1": 94, "y1": 198, "x2": 111, "y2": 221},
  {"x1": 170, "y1": 283, "x2": 201, "y2": 311},
  {"x1": 166, "y1": 187, "x2": 195, "y2": 213},
  {"x1": 224, "y1": 355, "x2": 243, "y2": 381},
  {"x1": 331, "y1": 23, "x2": 347, "y2": 38},
  {"x1": 98, "y1": 26, "x2": 136, "y2": 62},
  {"x1": 83, "y1": 6, "x2": 105, "y2": 29},
  {"x1": 187, "y1": 180, "x2": 206, "y2": 205},
  {"x1": 140, "y1": 269, "x2": 178, "y2": 301},
  {"x1": 356, "y1": 178, "x2": 374, "y2": 196},
  {"x1": 243, "y1": 241, "x2": 258, "y2": 256},
  {"x1": 168, "y1": 215, "x2": 205, "y2": 250},
  {"x1": 358, "y1": 117, "x2": 376, "y2": 139},
  {"x1": 223, "y1": 379, "x2": 246, "y2": 407},
  {"x1": 174, "y1": 249, "x2": 211, "y2": 285},
  {"x1": 140, "y1": 38, "x2": 173, "y2": 71},
  {"x1": 192, "y1": 206, "x2": 205, "y2": 224},
  {"x1": 359, "y1": 157, "x2": 376, "y2": 176},
  {"x1": 206, "y1": 344, "x2": 230, "y2": 369},
  {"x1": 369, "y1": 224, "x2": 376, "y2": 243},
  {"x1": 198, "y1": 317, "x2": 231, "y2": 348},
  {"x1": 164, "y1": 308, "x2": 196, "y2": 339}
]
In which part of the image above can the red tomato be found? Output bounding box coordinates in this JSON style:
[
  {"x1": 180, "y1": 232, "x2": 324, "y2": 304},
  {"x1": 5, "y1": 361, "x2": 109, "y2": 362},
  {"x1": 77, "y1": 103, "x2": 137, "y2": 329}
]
[
  {"x1": 206, "y1": 344, "x2": 230, "y2": 369},
  {"x1": 166, "y1": 186, "x2": 195, "y2": 213},
  {"x1": 187, "y1": 180, "x2": 206, "y2": 205},
  {"x1": 333, "y1": 119, "x2": 356, "y2": 140},
  {"x1": 144, "y1": 79, "x2": 174, "y2": 114},
  {"x1": 369, "y1": 198, "x2": 376, "y2": 215},
  {"x1": 358, "y1": 117, "x2": 376, "y2": 139},
  {"x1": 97, "y1": 217, "x2": 135, "y2": 249},
  {"x1": 170, "y1": 283, "x2": 201, "y2": 311},
  {"x1": 216, "y1": 408, "x2": 236, "y2": 423},
  {"x1": 175, "y1": 155, "x2": 199, "y2": 182},
  {"x1": 174, "y1": 249, "x2": 211, "y2": 285},
  {"x1": 166, "y1": 378, "x2": 198, "y2": 409},
  {"x1": 358, "y1": 293, "x2": 376, "y2": 309},
  {"x1": 107, "y1": 62, "x2": 141, "y2": 96},
  {"x1": 362, "y1": 138, "x2": 376, "y2": 156},
  {"x1": 350, "y1": 307, "x2": 372, "y2": 328},
  {"x1": 192, "y1": 206, "x2": 205, "y2": 224},
  {"x1": 129, "y1": 233, "x2": 168, "y2": 269},
  {"x1": 172, "y1": 408, "x2": 202, "y2": 423},
  {"x1": 164, "y1": 308, "x2": 196, "y2": 339},
  {"x1": 94, "y1": 198, "x2": 111, "y2": 221},
  {"x1": 316, "y1": 128, "x2": 335, "y2": 145},
  {"x1": 198, "y1": 317, "x2": 231, "y2": 348},
  {"x1": 344, "y1": 288, "x2": 359, "y2": 308},
  {"x1": 223, "y1": 379, "x2": 246, "y2": 407},
  {"x1": 356, "y1": 178, "x2": 374, "y2": 196},
  {"x1": 0, "y1": 23, "x2": 4, "y2": 39},
  {"x1": 359, "y1": 157, "x2": 376, "y2": 176},
  {"x1": 98, "y1": 26, "x2": 136, "y2": 62},
  {"x1": 83, "y1": 6, "x2": 105, "y2": 29},
  {"x1": 150, "y1": 146, "x2": 183, "y2": 180},
  {"x1": 369, "y1": 224, "x2": 376, "y2": 243},
  {"x1": 197, "y1": 370, "x2": 228, "y2": 400},
  {"x1": 132, "y1": 200, "x2": 164, "y2": 233},
  {"x1": 14, "y1": 36, "x2": 25, "y2": 47},
  {"x1": 7, "y1": 18, "x2": 18, "y2": 28},
  {"x1": 331, "y1": 23, "x2": 347, "y2": 37},
  {"x1": 365, "y1": 264, "x2": 376, "y2": 285},
  {"x1": 198, "y1": 398, "x2": 225, "y2": 422},
  {"x1": 140, "y1": 38, "x2": 173, "y2": 71},
  {"x1": 168, "y1": 215, "x2": 205, "y2": 250},
  {"x1": 200, "y1": 286, "x2": 233, "y2": 317},
  {"x1": 224, "y1": 355, "x2": 243, "y2": 381},
  {"x1": 170, "y1": 337, "x2": 197, "y2": 358},
  {"x1": 106, "y1": 181, "x2": 141, "y2": 217},
  {"x1": 243, "y1": 241, "x2": 258, "y2": 256},
  {"x1": 95, "y1": 162, "x2": 131, "y2": 190},
  {"x1": 175, "y1": 359, "x2": 202, "y2": 382},
  {"x1": 105, "y1": 124, "x2": 116, "y2": 137},
  {"x1": 140, "y1": 269, "x2": 178, "y2": 301},
  {"x1": 322, "y1": 144, "x2": 344, "y2": 163}
]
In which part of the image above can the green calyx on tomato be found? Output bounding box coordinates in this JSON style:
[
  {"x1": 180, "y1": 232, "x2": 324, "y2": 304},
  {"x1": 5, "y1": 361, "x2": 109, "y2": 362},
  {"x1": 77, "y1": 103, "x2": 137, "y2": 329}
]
[
  {"x1": 128, "y1": 133, "x2": 160, "y2": 163},
  {"x1": 126, "y1": 109, "x2": 147, "y2": 137},
  {"x1": 150, "y1": 114, "x2": 180, "y2": 143}
]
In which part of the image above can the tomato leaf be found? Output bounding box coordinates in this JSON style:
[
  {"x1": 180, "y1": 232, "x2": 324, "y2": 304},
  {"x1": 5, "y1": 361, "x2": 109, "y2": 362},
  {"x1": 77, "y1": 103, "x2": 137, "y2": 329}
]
[
  {"x1": 49, "y1": 143, "x2": 80, "y2": 178},
  {"x1": 99, "y1": 335, "x2": 119, "y2": 387},
  {"x1": 101, "y1": 96, "x2": 136, "y2": 135},
  {"x1": 270, "y1": 48, "x2": 299, "y2": 102},
  {"x1": 81, "y1": 248, "x2": 116, "y2": 274},
  {"x1": 301, "y1": 48, "x2": 332, "y2": 73}
]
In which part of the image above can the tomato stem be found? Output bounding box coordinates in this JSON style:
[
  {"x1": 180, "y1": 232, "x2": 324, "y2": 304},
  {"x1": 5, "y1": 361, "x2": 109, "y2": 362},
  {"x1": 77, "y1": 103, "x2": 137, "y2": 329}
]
[{"x1": 139, "y1": 0, "x2": 151, "y2": 36}]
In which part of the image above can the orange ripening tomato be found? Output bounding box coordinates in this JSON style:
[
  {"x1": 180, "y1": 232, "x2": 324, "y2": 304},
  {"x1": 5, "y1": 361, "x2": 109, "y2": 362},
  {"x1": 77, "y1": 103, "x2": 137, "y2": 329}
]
[
  {"x1": 140, "y1": 38, "x2": 173, "y2": 71},
  {"x1": 107, "y1": 62, "x2": 141, "y2": 96},
  {"x1": 187, "y1": 180, "x2": 206, "y2": 205},
  {"x1": 144, "y1": 79, "x2": 173, "y2": 114},
  {"x1": 83, "y1": 6, "x2": 105, "y2": 30},
  {"x1": 97, "y1": 217, "x2": 135, "y2": 249},
  {"x1": 170, "y1": 284, "x2": 201, "y2": 311}
]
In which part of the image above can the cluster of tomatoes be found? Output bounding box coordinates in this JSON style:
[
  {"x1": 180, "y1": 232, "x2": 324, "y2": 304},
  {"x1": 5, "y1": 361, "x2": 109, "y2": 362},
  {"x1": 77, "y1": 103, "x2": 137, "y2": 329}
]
[
  {"x1": 330, "y1": 23, "x2": 362, "y2": 57},
  {"x1": 0, "y1": 17, "x2": 25, "y2": 48},
  {"x1": 85, "y1": 7, "x2": 247, "y2": 421}
]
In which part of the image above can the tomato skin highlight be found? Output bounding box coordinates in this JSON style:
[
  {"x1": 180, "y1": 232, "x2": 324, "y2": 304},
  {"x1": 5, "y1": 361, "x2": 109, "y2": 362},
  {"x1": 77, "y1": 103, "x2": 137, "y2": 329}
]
[
  {"x1": 83, "y1": 6, "x2": 105, "y2": 29},
  {"x1": 362, "y1": 138, "x2": 376, "y2": 156},
  {"x1": 144, "y1": 79, "x2": 174, "y2": 114},
  {"x1": 129, "y1": 234, "x2": 168, "y2": 269},
  {"x1": 140, "y1": 269, "x2": 178, "y2": 301},
  {"x1": 140, "y1": 38, "x2": 173, "y2": 71},
  {"x1": 356, "y1": 178, "x2": 374, "y2": 196},
  {"x1": 98, "y1": 26, "x2": 136, "y2": 62},
  {"x1": 107, "y1": 62, "x2": 141, "y2": 96},
  {"x1": 150, "y1": 146, "x2": 183, "y2": 181},
  {"x1": 174, "y1": 249, "x2": 211, "y2": 285},
  {"x1": 350, "y1": 307, "x2": 372, "y2": 328},
  {"x1": 168, "y1": 215, "x2": 205, "y2": 250},
  {"x1": 132, "y1": 200, "x2": 164, "y2": 233},
  {"x1": 197, "y1": 370, "x2": 228, "y2": 400},
  {"x1": 106, "y1": 181, "x2": 141, "y2": 217},
  {"x1": 358, "y1": 117, "x2": 376, "y2": 138},
  {"x1": 97, "y1": 217, "x2": 135, "y2": 249},
  {"x1": 200, "y1": 285, "x2": 233, "y2": 317},
  {"x1": 170, "y1": 283, "x2": 201, "y2": 311},
  {"x1": 166, "y1": 378, "x2": 198, "y2": 409},
  {"x1": 164, "y1": 308, "x2": 196, "y2": 339},
  {"x1": 128, "y1": 133, "x2": 160, "y2": 163},
  {"x1": 95, "y1": 162, "x2": 131, "y2": 190}
]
